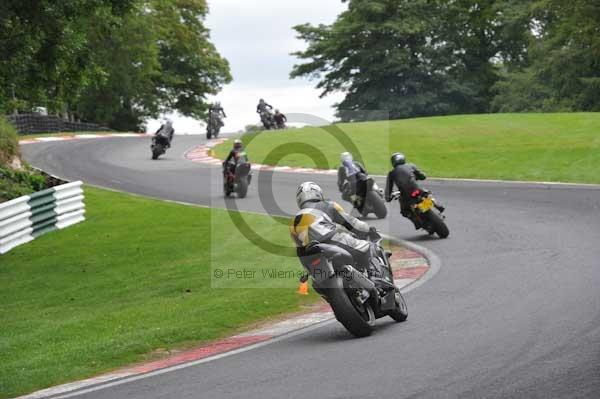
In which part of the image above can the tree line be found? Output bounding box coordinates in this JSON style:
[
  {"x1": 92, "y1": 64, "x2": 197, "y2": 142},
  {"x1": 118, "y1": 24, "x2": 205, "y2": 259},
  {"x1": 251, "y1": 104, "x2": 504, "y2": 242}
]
[
  {"x1": 0, "y1": 0, "x2": 231, "y2": 130},
  {"x1": 291, "y1": 0, "x2": 600, "y2": 121}
]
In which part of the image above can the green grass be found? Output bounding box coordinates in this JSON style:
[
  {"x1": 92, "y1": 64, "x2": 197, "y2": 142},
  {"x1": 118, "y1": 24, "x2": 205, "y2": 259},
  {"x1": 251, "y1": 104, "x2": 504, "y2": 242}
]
[
  {"x1": 0, "y1": 187, "x2": 315, "y2": 398},
  {"x1": 215, "y1": 113, "x2": 600, "y2": 184}
]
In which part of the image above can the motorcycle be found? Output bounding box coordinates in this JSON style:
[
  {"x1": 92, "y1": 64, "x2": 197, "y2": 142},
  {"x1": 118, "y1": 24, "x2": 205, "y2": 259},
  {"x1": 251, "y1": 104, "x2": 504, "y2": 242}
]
[
  {"x1": 206, "y1": 113, "x2": 223, "y2": 139},
  {"x1": 300, "y1": 229, "x2": 408, "y2": 337},
  {"x1": 260, "y1": 110, "x2": 276, "y2": 130},
  {"x1": 223, "y1": 151, "x2": 252, "y2": 198},
  {"x1": 391, "y1": 189, "x2": 449, "y2": 238},
  {"x1": 340, "y1": 176, "x2": 387, "y2": 219},
  {"x1": 151, "y1": 129, "x2": 171, "y2": 160}
]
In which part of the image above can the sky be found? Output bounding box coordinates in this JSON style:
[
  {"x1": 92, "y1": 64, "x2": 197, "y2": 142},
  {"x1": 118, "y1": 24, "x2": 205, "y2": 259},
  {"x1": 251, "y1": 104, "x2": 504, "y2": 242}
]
[{"x1": 146, "y1": 0, "x2": 347, "y2": 134}]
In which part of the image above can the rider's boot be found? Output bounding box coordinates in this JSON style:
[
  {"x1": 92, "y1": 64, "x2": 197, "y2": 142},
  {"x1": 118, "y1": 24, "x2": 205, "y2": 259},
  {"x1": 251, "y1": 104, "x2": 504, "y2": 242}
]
[{"x1": 434, "y1": 201, "x2": 445, "y2": 213}]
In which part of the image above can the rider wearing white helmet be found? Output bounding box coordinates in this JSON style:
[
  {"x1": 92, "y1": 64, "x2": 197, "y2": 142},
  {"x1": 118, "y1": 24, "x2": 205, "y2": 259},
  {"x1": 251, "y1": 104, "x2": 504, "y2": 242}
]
[
  {"x1": 155, "y1": 118, "x2": 175, "y2": 147},
  {"x1": 290, "y1": 182, "x2": 381, "y2": 276},
  {"x1": 337, "y1": 152, "x2": 369, "y2": 210}
]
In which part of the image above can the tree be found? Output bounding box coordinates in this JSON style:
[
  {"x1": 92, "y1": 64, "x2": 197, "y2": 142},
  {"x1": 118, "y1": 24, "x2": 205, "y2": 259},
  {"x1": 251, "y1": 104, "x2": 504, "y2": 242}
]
[
  {"x1": 291, "y1": 0, "x2": 535, "y2": 120},
  {"x1": 75, "y1": 0, "x2": 232, "y2": 130},
  {"x1": 0, "y1": 0, "x2": 135, "y2": 115},
  {"x1": 149, "y1": 0, "x2": 232, "y2": 120},
  {"x1": 492, "y1": 0, "x2": 600, "y2": 112},
  {"x1": 1, "y1": 0, "x2": 232, "y2": 131},
  {"x1": 292, "y1": 0, "x2": 458, "y2": 121}
]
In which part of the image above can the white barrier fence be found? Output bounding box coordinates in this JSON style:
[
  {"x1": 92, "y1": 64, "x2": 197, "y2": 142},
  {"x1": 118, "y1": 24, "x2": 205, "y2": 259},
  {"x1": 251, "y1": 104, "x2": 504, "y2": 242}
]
[{"x1": 0, "y1": 181, "x2": 85, "y2": 254}]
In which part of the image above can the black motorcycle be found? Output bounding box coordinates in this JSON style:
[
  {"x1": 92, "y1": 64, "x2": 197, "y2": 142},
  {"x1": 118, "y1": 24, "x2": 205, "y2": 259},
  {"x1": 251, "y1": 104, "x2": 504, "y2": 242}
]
[
  {"x1": 151, "y1": 129, "x2": 172, "y2": 160},
  {"x1": 300, "y1": 229, "x2": 408, "y2": 337},
  {"x1": 260, "y1": 110, "x2": 276, "y2": 130},
  {"x1": 206, "y1": 113, "x2": 222, "y2": 139},
  {"x1": 223, "y1": 151, "x2": 252, "y2": 198},
  {"x1": 391, "y1": 189, "x2": 449, "y2": 238},
  {"x1": 340, "y1": 176, "x2": 387, "y2": 219}
]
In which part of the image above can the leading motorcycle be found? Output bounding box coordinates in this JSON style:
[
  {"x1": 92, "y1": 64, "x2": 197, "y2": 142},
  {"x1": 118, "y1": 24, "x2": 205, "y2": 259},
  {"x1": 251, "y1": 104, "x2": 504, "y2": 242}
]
[
  {"x1": 206, "y1": 112, "x2": 223, "y2": 139},
  {"x1": 299, "y1": 229, "x2": 408, "y2": 337},
  {"x1": 151, "y1": 130, "x2": 171, "y2": 160},
  {"x1": 391, "y1": 189, "x2": 449, "y2": 238},
  {"x1": 259, "y1": 110, "x2": 276, "y2": 130}
]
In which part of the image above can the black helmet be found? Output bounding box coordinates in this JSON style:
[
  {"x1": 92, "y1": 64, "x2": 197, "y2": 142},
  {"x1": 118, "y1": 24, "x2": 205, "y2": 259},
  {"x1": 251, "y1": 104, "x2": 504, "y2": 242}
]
[{"x1": 391, "y1": 152, "x2": 406, "y2": 167}]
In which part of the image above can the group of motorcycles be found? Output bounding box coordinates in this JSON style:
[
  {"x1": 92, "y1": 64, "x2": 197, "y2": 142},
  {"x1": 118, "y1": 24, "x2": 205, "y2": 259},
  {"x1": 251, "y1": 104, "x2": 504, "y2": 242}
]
[
  {"x1": 149, "y1": 113, "x2": 447, "y2": 338},
  {"x1": 338, "y1": 170, "x2": 449, "y2": 239},
  {"x1": 311, "y1": 166, "x2": 448, "y2": 337},
  {"x1": 258, "y1": 108, "x2": 286, "y2": 130}
]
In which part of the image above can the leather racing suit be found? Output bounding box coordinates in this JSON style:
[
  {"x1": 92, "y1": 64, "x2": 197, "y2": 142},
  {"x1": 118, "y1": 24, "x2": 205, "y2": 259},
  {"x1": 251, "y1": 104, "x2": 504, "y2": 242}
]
[{"x1": 290, "y1": 200, "x2": 381, "y2": 276}]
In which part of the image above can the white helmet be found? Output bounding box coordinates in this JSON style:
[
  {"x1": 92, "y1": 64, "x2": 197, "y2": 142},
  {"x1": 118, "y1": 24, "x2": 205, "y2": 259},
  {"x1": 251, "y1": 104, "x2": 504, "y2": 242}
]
[
  {"x1": 340, "y1": 152, "x2": 353, "y2": 163},
  {"x1": 296, "y1": 182, "x2": 324, "y2": 209}
]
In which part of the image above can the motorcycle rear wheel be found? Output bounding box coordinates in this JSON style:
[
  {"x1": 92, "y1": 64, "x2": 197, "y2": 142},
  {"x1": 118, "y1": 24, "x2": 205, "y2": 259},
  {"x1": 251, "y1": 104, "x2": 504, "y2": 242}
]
[
  {"x1": 367, "y1": 190, "x2": 387, "y2": 219},
  {"x1": 329, "y1": 286, "x2": 375, "y2": 338},
  {"x1": 423, "y1": 211, "x2": 449, "y2": 238}
]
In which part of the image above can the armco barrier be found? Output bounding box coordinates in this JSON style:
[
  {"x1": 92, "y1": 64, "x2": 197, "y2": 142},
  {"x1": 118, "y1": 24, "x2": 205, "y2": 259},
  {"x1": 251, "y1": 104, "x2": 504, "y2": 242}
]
[
  {"x1": 7, "y1": 113, "x2": 112, "y2": 134},
  {"x1": 0, "y1": 181, "x2": 85, "y2": 254}
]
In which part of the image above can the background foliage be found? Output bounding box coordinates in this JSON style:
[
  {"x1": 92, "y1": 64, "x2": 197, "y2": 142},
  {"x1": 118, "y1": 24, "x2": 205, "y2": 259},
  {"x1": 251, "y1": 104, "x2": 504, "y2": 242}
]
[
  {"x1": 292, "y1": 0, "x2": 600, "y2": 121},
  {"x1": 0, "y1": 0, "x2": 231, "y2": 130}
]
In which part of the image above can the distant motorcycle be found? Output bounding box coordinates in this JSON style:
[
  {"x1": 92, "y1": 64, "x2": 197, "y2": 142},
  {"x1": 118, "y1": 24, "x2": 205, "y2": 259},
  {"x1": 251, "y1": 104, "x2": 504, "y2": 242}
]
[
  {"x1": 300, "y1": 228, "x2": 408, "y2": 337},
  {"x1": 223, "y1": 151, "x2": 252, "y2": 198},
  {"x1": 151, "y1": 126, "x2": 173, "y2": 160},
  {"x1": 259, "y1": 110, "x2": 276, "y2": 130},
  {"x1": 275, "y1": 119, "x2": 286, "y2": 129},
  {"x1": 340, "y1": 176, "x2": 387, "y2": 219},
  {"x1": 391, "y1": 189, "x2": 449, "y2": 238},
  {"x1": 206, "y1": 113, "x2": 223, "y2": 139}
]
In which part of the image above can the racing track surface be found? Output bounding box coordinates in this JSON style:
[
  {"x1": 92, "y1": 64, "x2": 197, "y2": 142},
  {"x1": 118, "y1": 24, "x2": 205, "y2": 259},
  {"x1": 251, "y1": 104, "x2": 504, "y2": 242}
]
[{"x1": 23, "y1": 136, "x2": 600, "y2": 399}]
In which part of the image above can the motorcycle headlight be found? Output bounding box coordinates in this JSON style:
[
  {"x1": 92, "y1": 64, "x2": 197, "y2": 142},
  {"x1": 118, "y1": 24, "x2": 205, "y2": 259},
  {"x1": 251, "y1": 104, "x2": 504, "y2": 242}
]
[{"x1": 372, "y1": 182, "x2": 379, "y2": 190}]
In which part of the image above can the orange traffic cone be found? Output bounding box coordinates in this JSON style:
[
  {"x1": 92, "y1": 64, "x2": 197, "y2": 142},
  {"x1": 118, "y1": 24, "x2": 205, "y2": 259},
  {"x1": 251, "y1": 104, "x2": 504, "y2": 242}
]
[{"x1": 297, "y1": 281, "x2": 309, "y2": 295}]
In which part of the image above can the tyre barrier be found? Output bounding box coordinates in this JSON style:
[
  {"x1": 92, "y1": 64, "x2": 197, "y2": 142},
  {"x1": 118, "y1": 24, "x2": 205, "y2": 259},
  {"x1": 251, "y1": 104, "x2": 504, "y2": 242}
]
[{"x1": 0, "y1": 181, "x2": 85, "y2": 254}]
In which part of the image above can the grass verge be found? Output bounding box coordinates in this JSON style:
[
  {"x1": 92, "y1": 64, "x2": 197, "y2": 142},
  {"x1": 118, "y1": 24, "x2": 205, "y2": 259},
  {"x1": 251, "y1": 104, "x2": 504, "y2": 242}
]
[
  {"x1": 214, "y1": 113, "x2": 600, "y2": 184},
  {"x1": 0, "y1": 187, "x2": 315, "y2": 398}
]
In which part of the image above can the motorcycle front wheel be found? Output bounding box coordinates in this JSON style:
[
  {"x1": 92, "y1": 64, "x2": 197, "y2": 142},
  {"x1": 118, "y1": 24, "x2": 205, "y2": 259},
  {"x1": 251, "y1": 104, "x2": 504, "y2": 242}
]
[
  {"x1": 387, "y1": 289, "x2": 408, "y2": 322},
  {"x1": 236, "y1": 178, "x2": 248, "y2": 198},
  {"x1": 151, "y1": 146, "x2": 161, "y2": 160}
]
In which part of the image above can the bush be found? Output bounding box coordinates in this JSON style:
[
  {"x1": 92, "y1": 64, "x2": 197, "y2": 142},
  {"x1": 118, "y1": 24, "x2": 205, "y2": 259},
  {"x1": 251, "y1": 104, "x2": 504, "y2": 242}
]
[
  {"x1": 0, "y1": 115, "x2": 51, "y2": 202},
  {"x1": 0, "y1": 115, "x2": 19, "y2": 164},
  {"x1": 0, "y1": 167, "x2": 47, "y2": 202}
]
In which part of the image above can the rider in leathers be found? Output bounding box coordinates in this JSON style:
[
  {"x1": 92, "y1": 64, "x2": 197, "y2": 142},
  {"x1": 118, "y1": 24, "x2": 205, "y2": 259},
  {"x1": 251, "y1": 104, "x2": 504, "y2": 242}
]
[
  {"x1": 337, "y1": 152, "x2": 368, "y2": 211},
  {"x1": 155, "y1": 119, "x2": 174, "y2": 148},
  {"x1": 223, "y1": 139, "x2": 245, "y2": 175},
  {"x1": 385, "y1": 152, "x2": 443, "y2": 228},
  {"x1": 290, "y1": 182, "x2": 383, "y2": 278},
  {"x1": 209, "y1": 102, "x2": 227, "y2": 127}
]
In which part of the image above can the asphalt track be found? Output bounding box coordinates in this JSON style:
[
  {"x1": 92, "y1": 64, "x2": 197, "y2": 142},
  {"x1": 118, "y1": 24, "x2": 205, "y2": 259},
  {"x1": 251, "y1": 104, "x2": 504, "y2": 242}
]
[{"x1": 22, "y1": 135, "x2": 600, "y2": 399}]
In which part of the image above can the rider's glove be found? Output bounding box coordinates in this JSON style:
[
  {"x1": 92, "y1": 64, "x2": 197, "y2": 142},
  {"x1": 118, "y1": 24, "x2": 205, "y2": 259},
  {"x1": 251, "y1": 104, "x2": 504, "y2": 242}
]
[{"x1": 368, "y1": 226, "x2": 379, "y2": 239}]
